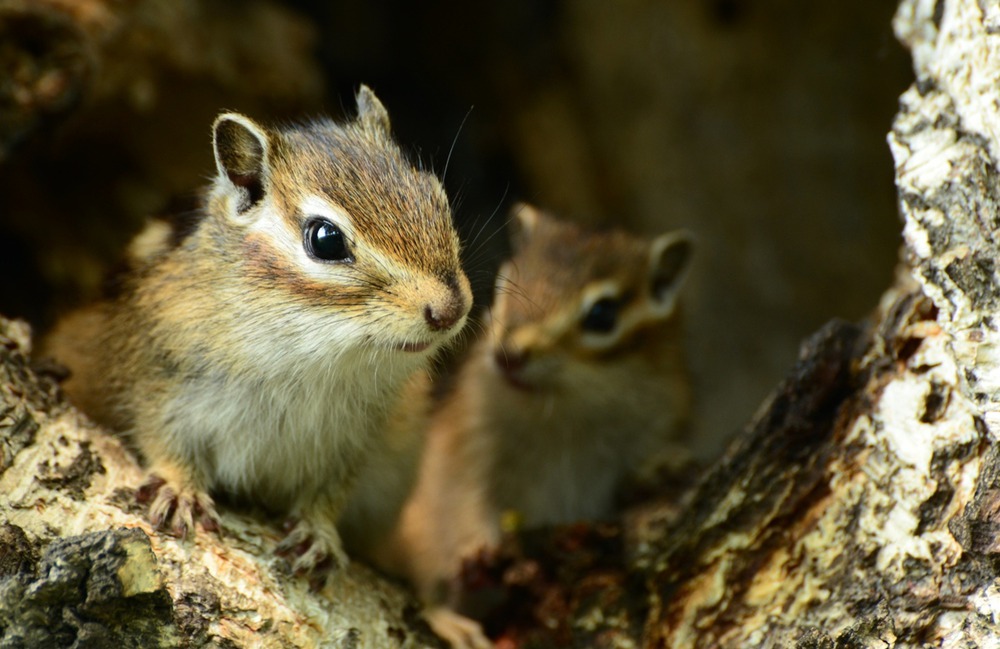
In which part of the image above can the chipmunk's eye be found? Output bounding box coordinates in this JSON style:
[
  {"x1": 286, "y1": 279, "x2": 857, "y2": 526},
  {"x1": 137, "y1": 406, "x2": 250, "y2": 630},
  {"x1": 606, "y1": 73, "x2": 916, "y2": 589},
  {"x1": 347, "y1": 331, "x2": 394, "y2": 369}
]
[
  {"x1": 581, "y1": 297, "x2": 620, "y2": 334},
  {"x1": 304, "y1": 218, "x2": 352, "y2": 262}
]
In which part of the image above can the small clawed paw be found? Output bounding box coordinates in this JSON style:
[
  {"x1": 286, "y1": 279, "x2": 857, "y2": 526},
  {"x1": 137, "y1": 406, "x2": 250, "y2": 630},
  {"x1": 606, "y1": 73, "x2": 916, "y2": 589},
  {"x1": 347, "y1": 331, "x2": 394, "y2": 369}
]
[
  {"x1": 425, "y1": 607, "x2": 493, "y2": 649},
  {"x1": 276, "y1": 517, "x2": 348, "y2": 587},
  {"x1": 136, "y1": 474, "x2": 220, "y2": 538}
]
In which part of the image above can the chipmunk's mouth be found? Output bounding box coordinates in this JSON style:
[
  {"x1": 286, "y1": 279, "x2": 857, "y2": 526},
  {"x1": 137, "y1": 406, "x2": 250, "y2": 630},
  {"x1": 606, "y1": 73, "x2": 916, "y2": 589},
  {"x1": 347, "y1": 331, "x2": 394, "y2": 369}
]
[
  {"x1": 492, "y1": 347, "x2": 536, "y2": 392},
  {"x1": 496, "y1": 366, "x2": 536, "y2": 392},
  {"x1": 502, "y1": 373, "x2": 535, "y2": 392}
]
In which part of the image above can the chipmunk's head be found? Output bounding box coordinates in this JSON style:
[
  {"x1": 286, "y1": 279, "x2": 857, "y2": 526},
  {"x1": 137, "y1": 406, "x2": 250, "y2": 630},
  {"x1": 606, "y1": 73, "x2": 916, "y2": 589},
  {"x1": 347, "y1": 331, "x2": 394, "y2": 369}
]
[
  {"x1": 205, "y1": 86, "x2": 471, "y2": 360},
  {"x1": 488, "y1": 204, "x2": 693, "y2": 392}
]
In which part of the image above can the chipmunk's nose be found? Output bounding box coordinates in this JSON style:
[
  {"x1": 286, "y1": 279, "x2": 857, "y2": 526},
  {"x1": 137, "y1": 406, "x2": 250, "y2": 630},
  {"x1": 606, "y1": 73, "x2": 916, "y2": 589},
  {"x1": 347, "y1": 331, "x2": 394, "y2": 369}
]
[
  {"x1": 424, "y1": 303, "x2": 463, "y2": 331},
  {"x1": 494, "y1": 346, "x2": 527, "y2": 374},
  {"x1": 424, "y1": 272, "x2": 470, "y2": 332},
  {"x1": 493, "y1": 345, "x2": 534, "y2": 391}
]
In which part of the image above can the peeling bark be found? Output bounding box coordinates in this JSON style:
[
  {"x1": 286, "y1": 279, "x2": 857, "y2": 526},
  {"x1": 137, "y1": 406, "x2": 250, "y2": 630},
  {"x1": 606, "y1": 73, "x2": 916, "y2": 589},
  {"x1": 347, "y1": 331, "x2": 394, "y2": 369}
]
[
  {"x1": 5, "y1": 0, "x2": 1000, "y2": 647},
  {"x1": 0, "y1": 320, "x2": 441, "y2": 649},
  {"x1": 458, "y1": 1, "x2": 1000, "y2": 647}
]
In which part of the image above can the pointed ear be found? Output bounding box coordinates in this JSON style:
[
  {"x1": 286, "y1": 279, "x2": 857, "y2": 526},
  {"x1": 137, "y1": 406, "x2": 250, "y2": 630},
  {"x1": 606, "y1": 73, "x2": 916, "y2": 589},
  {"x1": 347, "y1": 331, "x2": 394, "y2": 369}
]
[
  {"x1": 356, "y1": 85, "x2": 391, "y2": 135},
  {"x1": 648, "y1": 230, "x2": 695, "y2": 312},
  {"x1": 212, "y1": 113, "x2": 270, "y2": 214},
  {"x1": 508, "y1": 202, "x2": 545, "y2": 254}
]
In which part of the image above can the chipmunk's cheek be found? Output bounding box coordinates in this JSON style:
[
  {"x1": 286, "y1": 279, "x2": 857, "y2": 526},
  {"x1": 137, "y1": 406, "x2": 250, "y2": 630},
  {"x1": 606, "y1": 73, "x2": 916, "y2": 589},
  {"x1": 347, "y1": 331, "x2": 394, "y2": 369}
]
[
  {"x1": 502, "y1": 372, "x2": 535, "y2": 393},
  {"x1": 241, "y1": 234, "x2": 372, "y2": 308}
]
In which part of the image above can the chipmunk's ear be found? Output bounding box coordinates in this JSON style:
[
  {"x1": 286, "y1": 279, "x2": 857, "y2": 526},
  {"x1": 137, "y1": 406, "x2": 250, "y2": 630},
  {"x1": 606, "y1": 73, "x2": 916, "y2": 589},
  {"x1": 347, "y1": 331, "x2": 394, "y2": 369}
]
[
  {"x1": 356, "y1": 85, "x2": 391, "y2": 136},
  {"x1": 647, "y1": 230, "x2": 695, "y2": 315},
  {"x1": 212, "y1": 112, "x2": 270, "y2": 214},
  {"x1": 508, "y1": 202, "x2": 546, "y2": 254}
]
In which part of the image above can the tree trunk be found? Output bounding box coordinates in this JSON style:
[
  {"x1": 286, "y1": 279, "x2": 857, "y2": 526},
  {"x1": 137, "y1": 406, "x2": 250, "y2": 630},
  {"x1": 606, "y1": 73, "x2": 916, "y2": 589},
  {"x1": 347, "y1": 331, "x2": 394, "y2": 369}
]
[
  {"x1": 4, "y1": 0, "x2": 1000, "y2": 648},
  {"x1": 459, "y1": 1, "x2": 1000, "y2": 646},
  {"x1": 0, "y1": 0, "x2": 321, "y2": 160},
  {"x1": 0, "y1": 320, "x2": 443, "y2": 648},
  {"x1": 664, "y1": 0, "x2": 1000, "y2": 642}
]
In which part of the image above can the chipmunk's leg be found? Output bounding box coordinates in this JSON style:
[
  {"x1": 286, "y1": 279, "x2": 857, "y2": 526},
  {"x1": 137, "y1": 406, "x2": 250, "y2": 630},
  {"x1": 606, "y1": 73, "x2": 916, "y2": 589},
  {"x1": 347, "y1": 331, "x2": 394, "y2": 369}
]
[
  {"x1": 424, "y1": 606, "x2": 493, "y2": 649},
  {"x1": 135, "y1": 439, "x2": 220, "y2": 539},
  {"x1": 277, "y1": 486, "x2": 352, "y2": 585}
]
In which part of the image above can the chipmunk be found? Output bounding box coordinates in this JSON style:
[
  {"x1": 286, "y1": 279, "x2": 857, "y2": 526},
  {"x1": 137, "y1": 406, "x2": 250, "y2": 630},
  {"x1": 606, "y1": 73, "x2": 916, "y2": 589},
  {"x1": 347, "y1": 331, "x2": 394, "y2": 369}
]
[
  {"x1": 388, "y1": 204, "x2": 694, "y2": 648},
  {"x1": 42, "y1": 86, "x2": 472, "y2": 575}
]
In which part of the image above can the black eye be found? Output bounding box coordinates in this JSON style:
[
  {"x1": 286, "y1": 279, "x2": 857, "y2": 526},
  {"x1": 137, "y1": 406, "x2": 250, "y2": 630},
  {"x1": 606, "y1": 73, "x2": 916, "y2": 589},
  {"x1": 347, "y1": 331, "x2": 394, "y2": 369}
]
[
  {"x1": 304, "y1": 218, "x2": 352, "y2": 262},
  {"x1": 581, "y1": 297, "x2": 620, "y2": 333}
]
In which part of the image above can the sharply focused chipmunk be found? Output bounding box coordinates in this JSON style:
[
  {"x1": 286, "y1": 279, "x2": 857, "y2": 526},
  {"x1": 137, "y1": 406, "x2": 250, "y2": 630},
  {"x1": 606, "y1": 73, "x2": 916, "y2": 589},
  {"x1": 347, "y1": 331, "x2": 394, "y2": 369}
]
[
  {"x1": 43, "y1": 86, "x2": 472, "y2": 575},
  {"x1": 388, "y1": 204, "x2": 694, "y2": 648}
]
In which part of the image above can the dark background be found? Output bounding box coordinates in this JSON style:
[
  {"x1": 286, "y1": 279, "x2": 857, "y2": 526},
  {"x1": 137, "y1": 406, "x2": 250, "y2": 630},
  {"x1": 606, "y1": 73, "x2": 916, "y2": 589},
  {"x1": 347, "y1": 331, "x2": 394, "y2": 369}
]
[{"x1": 0, "y1": 0, "x2": 912, "y2": 456}]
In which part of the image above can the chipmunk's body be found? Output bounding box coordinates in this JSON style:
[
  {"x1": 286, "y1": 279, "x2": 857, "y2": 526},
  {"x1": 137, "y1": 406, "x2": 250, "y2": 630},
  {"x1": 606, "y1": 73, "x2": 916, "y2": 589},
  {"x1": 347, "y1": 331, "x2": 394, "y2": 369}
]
[
  {"x1": 44, "y1": 87, "x2": 472, "y2": 571},
  {"x1": 392, "y1": 205, "x2": 693, "y2": 648}
]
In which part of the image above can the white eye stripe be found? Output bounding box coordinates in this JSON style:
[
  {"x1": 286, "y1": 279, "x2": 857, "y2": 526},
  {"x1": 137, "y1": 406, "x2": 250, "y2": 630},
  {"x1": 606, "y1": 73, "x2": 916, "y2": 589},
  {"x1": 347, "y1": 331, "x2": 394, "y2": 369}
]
[
  {"x1": 299, "y1": 194, "x2": 356, "y2": 238},
  {"x1": 292, "y1": 195, "x2": 436, "y2": 287},
  {"x1": 579, "y1": 280, "x2": 623, "y2": 316}
]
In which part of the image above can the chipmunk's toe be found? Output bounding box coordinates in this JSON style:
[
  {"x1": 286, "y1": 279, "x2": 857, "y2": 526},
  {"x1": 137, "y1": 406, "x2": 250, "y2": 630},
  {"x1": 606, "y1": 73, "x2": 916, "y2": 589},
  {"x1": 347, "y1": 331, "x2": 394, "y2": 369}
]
[
  {"x1": 137, "y1": 474, "x2": 219, "y2": 538},
  {"x1": 276, "y1": 516, "x2": 348, "y2": 588}
]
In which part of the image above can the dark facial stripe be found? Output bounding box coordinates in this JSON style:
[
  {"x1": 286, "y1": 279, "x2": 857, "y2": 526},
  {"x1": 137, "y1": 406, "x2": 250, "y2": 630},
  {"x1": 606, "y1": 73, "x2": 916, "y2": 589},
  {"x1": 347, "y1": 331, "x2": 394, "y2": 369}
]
[{"x1": 241, "y1": 235, "x2": 375, "y2": 306}]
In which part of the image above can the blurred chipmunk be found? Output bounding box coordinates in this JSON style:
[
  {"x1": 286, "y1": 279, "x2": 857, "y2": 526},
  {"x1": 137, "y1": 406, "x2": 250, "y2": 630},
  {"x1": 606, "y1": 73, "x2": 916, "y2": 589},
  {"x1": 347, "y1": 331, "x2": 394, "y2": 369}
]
[{"x1": 387, "y1": 203, "x2": 695, "y2": 647}]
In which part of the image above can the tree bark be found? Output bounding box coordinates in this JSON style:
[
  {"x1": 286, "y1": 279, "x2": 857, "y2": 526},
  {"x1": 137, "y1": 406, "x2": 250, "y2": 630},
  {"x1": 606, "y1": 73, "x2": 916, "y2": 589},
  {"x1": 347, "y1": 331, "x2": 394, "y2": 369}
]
[
  {"x1": 0, "y1": 320, "x2": 442, "y2": 648},
  {"x1": 5, "y1": 0, "x2": 1000, "y2": 648},
  {"x1": 458, "y1": 1, "x2": 1000, "y2": 647},
  {"x1": 0, "y1": 0, "x2": 322, "y2": 160},
  {"x1": 655, "y1": 0, "x2": 1000, "y2": 642}
]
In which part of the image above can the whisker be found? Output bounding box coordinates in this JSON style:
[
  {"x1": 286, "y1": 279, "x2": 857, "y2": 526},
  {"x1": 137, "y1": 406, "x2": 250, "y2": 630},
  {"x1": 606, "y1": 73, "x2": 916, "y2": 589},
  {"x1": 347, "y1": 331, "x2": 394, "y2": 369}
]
[
  {"x1": 443, "y1": 105, "x2": 474, "y2": 184},
  {"x1": 464, "y1": 184, "x2": 511, "y2": 260}
]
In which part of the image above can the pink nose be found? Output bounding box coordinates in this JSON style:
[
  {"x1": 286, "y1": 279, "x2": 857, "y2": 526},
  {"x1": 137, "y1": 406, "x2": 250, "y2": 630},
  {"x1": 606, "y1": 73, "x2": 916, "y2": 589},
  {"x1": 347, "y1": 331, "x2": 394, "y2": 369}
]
[
  {"x1": 493, "y1": 346, "x2": 526, "y2": 374},
  {"x1": 424, "y1": 273, "x2": 469, "y2": 332},
  {"x1": 424, "y1": 303, "x2": 462, "y2": 331}
]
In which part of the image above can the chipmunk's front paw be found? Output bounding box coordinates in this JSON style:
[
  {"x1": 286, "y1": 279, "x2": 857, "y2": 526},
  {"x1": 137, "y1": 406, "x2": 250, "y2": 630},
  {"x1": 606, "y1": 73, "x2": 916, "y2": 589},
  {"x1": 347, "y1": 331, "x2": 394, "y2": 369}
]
[
  {"x1": 276, "y1": 516, "x2": 348, "y2": 587},
  {"x1": 136, "y1": 474, "x2": 220, "y2": 538},
  {"x1": 425, "y1": 606, "x2": 493, "y2": 649}
]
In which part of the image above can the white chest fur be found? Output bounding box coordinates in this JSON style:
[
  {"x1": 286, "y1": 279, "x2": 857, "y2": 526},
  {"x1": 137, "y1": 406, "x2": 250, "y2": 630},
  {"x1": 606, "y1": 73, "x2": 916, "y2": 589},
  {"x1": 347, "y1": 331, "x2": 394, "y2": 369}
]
[
  {"x1": 160, "y1": 346, "x2": 418, "y2": 511},
  {"x1": 476, "y1": 349, "x2": 685, "y2": 526}
]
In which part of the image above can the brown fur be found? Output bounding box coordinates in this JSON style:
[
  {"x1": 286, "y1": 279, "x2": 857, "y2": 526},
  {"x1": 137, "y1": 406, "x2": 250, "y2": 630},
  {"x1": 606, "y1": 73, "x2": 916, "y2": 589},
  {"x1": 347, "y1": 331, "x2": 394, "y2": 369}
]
[
  {"x1": 388, "y1": 205, "x2": 694, "y2": 648},
  {"x1": 43, "y1": 86, "x2": 472, "y2": 573}
]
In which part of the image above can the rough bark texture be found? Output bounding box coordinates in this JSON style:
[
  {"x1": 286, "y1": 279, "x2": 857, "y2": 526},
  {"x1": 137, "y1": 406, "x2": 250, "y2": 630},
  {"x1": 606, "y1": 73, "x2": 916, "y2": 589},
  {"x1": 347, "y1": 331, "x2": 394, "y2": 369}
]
[
  {"x1": 458, "y1": 1, "x2": 1000, "y2": 646},
  {"x1": 4, "y1": 0, "x2": 1000, "y2": 647},
  {"x1": 0, "y1": 320, "x2": 442, "y2": 649}
]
